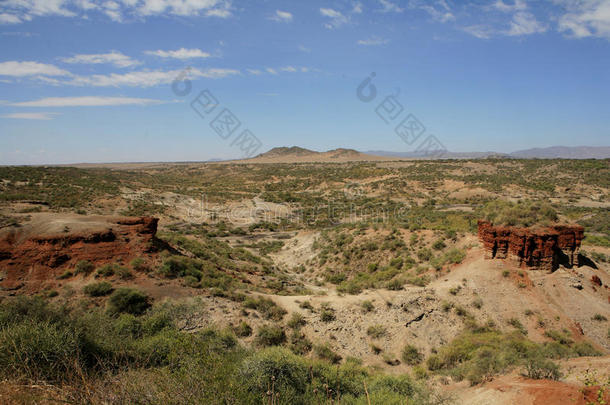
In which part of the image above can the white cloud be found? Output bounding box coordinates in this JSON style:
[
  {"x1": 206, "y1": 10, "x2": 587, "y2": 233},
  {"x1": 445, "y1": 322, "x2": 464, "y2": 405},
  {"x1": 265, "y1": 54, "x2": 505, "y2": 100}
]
[
  {"x1": 558, "y1": 0, "x2": 610, "y2": 39},
  {"x1": 265, "y1": 67, "x2": 278, "y2": 75},
  {"x1": 61, "y1": 51, "x2": 140, "y2": 67},
  {"x1": 378, "y1": 0, "x2": 403, "y2": 13},
  {"x1": 352, "y1": 2, "x2": 363, "y2": 14},
  {"x1": 507, "y1": 11, "x2": 546, "y2": 36},
  {"x1": 463, "y1": 25, "x2": 494, "y2": 39},
  {"x1": 11, "y1": 96, "x2": 165, "y2": 107},
  {"x1": 298, "y1": 45, "x2": 311, "y2": 53},
  {"x1": 0, "y1": 13, "x2": 22, "y2": 24},
  {"x1": 2, "y1": 112, "x2": 58, "y2": 120},
  {"x1": 144, "y1": 48, "x2": 211, "y2": 59},
  {"x1": 407, "y1": 0, "x2": 453, "y2": 22},
  {"x1": 0, "y1": 0, "x2": 233, "y2": 24},
  {"x1": 138, "y1": 0, "x2": 229, "y2": 17},
  {"x1": 66, "y1": 67, "x2": 240, "y2": 87},
  {"x1": 357, "y1": 36, "x2": 389, "y2": 46},
  {"x1": 269, "y1": 9, "x2": 292, "y2": 22},
  {"x1": 320, "y1": 8, "x2": 348, "y2": 29},
  {"x1": 493, "y1": 0, "x2": 527, "y2": 13},
  {"x1": 247, "y1": 69, "x2": 262, "y2": 75},
  {"x1": 280, "y1": 66, "x2": 297, "y2": 72},
  {"x1": 205, "y1": 7, "x2": 231, "y2": 18},
  {"x1": 0, "y1": 61, "x2": 71, "y2": 77}
]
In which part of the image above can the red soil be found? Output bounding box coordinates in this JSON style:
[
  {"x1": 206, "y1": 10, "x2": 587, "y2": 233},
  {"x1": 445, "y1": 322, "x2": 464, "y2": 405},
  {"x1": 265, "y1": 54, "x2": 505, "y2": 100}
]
[{"x1": 0, "y1": 215, "x2": 160, "y2": 293}]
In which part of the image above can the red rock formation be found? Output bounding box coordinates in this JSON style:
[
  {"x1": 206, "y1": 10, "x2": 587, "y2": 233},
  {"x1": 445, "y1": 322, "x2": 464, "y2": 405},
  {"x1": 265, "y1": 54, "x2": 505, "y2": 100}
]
[
  {"x1": 478, "y1": 220, "x2": 584, "y2": 271},
  {"x1": 0, "y1": 215, "x2": 159, "y2": 292}
]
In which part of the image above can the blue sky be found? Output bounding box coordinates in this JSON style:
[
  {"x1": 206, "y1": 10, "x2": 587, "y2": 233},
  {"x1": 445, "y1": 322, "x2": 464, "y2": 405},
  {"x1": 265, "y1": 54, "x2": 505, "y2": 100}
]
[{"x1": 0, "y1": 0, "x2": 609, "y2": 164}]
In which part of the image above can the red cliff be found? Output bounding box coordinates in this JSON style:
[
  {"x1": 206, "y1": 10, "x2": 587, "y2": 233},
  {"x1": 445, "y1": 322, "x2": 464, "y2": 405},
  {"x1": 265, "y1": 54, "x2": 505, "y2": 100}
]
[
  {"x1": 478, "y1": 220, "x2": 584, "y2": 271},
  {"x1": 0, "y1": 215, "x2": 159, "y2": 292}
]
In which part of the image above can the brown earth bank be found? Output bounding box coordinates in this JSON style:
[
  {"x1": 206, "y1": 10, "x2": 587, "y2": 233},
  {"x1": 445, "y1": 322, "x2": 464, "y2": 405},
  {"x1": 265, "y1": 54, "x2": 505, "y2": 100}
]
[
  {"x1": 453, "y1": 375, "x2": 610, "y2": 405},
  {"x1": 478, "y1": 220, "x2": 584, "y2": 271},
  {"x1": 0, "y1": 214, "x2": 161, "y2": 293}
]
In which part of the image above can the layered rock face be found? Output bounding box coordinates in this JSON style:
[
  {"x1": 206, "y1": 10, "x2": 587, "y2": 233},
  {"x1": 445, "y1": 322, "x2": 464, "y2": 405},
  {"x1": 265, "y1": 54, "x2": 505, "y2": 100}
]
[
  {"x1": 478, "y1": 220, "x2": 584, "y2": 271},
  {"x1": 0, "y1": 215, "x2": 159, "y2": 292}
]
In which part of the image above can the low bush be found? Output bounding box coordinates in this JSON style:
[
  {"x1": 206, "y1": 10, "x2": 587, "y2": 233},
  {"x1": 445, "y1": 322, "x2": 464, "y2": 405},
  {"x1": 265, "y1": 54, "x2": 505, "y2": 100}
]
[
  {"x1": 107, "y1": 288, "x2": 151, "y2": 316},
  {"x1": 361, "y1": 300, "x2": 374, "y2": 313},
  {"x1": 255, "y1": 325, "x2": 286, "y2": 347},
  {"x1": 74, "y1": 260, "x2": 95, "y2": 275},
  {"x1": 367, "y1": 325, "x2": 387, "y2": 339},
  {"x1": 524, "y1": 357, "x2": 561, "y2": 380},
  {"x1": 234, "y1": 321, "x2": 252, "y2": 337},
  {"x1": 401, "y1": 344, "x2": 423, "y2": 365},
  {"x1": 242, "y1": 296, "x2": 287, "y2": 321},
  {"x1": 287, "y1": 312, "x2": 306, "y2": 329},
  {"x1": 314, "y1": 343, "x2": 342, "y2": 364},
  {"x1": 83, "y1": 281, "x2": 113, "y2": 297}
]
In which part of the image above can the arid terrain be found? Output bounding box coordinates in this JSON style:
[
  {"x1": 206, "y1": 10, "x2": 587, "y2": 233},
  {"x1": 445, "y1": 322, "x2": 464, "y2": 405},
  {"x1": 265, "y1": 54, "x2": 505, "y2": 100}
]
[{"x1": 0, "y1": 155, "x2": 608, "y2": 404}]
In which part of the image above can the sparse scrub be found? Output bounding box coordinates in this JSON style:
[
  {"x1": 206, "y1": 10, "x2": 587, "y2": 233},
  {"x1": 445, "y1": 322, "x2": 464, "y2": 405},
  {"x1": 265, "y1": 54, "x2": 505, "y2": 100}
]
[
  {"x1": 107, "y1": 288, "x2": 151, "y2": 316},
  {"x1": 83, "y1": 281, "x2": 113, "y2": 297},
  {"x1": 255, "y1": 325, "x2": 286, "y2": 347},
  {"x1": 314, "y1": 343, "x2": 342, "y2": 364},
  {"x1": 361, "y1": 300, "x2": 374, "y2": 313},
  {"x1": 401, "y1": 344, "x2": 423, "y2": 365},
  {"x1": 74, "y1": 260, "x2": 95, "y2": 275},
  {"x1": 287, "y1": 312, "x2": 306, "y2": 329},
  {"x1": 367, "y1": 325, "x2": 387, "y2": 339},
  {"x1": 242, "y1": 296, "x2": 287, "y2": 321}
]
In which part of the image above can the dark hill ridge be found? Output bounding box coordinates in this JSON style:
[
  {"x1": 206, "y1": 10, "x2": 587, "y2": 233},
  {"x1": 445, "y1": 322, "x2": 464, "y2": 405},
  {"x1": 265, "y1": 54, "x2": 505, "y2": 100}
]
[{"x1": 257, "y1": 146, "x2": 317, "y2": 158}]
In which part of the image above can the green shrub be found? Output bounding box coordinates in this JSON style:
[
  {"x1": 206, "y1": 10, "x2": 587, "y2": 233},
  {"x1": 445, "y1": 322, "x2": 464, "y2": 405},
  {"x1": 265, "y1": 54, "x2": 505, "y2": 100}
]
[
  {"x1": 401, "y1": 345, "x2": 423, "y2": 365},
  {"x1": 320, "y1": 305, "x2": 336, "y2": 322},
  {"x1": 0, "y1": 320, "x2": 80, "y2": 382},
  {"x1": 299, "y1": 300, "x2": 313, "y2": 310},
  {"x1": 386, "y1": 278, "x2": 404, "y2": 291},
  {"x1": 74, "y1": 260, "x2": 95, "y2": 275},
  {"x1": 337, "y1": 280, "x2": 363, "y2": 295},
  {"x1": 361, "y1": 300, "x2": 374, "y2": 313},
  {"x1": 96, "y1": 264, "x2": 116, "y2": 278},
  {"x1": 572, "y1": 342, "x2": 602, "y2": 357},
  {"x1": 235, "y1": 321, "x2": 252, "y2": 337},
  {"x1": 544, "y1": 330, "x2": 573, "y2": 345},
  {"x1": 242, "y1": 297, "x2": 287, "y2": 321},
  {"x1": 592, "y1": 313, "x2": 607, "y2": 322},
  {"x1": 255, "y1": 325, "x2": 286, "y2": 347},
  {"x1": 107, "y1": 288, "x2": 151, "y2": 316},
  {"x1": 287, "y1": 312, "x2": 306, "y2": 329},
  {"x1": 508, "y1": 318, "x2": 527, "y2": 335},
  {"x1": 239, "y1": 347, "x2": 308, "y2": 403},
  {"x1": 130, "y1": 257, "x2": 149, "y2": 272},
  {"x1": 83, "y1": 281, "x2": 113, "y2": 297},
  {"x1": 56, "y1": 270, "x2": 73, "y2": 280},
  {"x1": 314, "y1": 343, "x2": 342, "y2": 364},
  {"x1": 367, "y1": 325, "x2": 387, "y2": 339},
  {"x1": 444, "y1": 248, "x2": 466, "y2": 264},
  {"x1": 116, "y1": 266, "x2": 133, "y2": 280},
  {"x1": 417, "y1": 248, "x2": 433, "y2": 262},
  {"x1": 523, "y1": 357, "x2": 561, "y2": 380},
  {"x1": 432, "y1": 239, "x2": 446, "y2": 250}
]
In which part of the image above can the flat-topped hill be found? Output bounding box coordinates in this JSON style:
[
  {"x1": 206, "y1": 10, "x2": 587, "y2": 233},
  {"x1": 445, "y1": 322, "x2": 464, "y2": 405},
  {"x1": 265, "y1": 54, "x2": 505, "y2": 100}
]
[{"x1": 237, "y1": 146, "x2": 391, "y2": 163}]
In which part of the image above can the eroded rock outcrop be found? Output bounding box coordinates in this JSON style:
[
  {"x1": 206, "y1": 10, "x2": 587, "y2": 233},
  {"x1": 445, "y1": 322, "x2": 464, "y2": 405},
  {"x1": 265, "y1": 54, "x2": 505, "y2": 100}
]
[
  {"x1": 478, "y1": 220, "x2": 584, "y2": 271},
  {"x1": 0, "y1": 214, "x2": 159, "y2": 292}
]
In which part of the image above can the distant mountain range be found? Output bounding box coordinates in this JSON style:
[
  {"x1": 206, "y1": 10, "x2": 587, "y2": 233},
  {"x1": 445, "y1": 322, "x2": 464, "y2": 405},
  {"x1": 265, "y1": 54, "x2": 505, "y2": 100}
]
[{"x1": 366, "y1": 146, "x2": 610, "y2": 160}]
